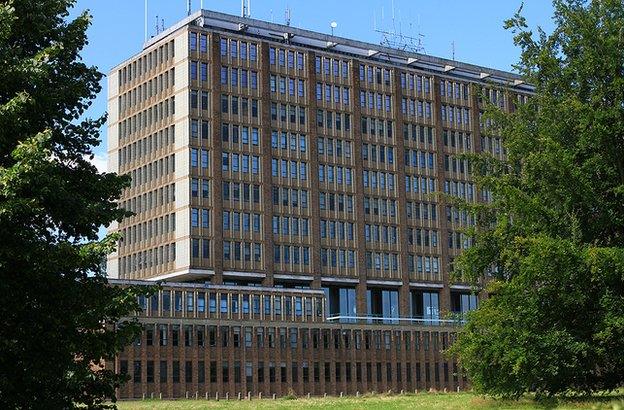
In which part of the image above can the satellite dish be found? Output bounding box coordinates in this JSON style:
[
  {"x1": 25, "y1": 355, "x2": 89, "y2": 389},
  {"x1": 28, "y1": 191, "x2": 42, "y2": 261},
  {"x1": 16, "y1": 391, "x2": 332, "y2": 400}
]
[{"x1": 330, "y1": 21, "x2": 338, "y2": 28}]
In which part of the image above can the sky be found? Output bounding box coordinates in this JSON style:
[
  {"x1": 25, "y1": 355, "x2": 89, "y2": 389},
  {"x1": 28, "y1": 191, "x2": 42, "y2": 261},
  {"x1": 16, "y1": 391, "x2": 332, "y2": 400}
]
[{"x1": 73, "y1": 0, "x2": 556, "y2": 166}]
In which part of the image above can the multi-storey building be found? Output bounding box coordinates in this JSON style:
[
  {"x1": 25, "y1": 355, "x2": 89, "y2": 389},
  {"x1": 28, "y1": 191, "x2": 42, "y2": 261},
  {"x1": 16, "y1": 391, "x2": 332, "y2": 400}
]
[{"x1": 107, "y1": 9, "x2": 531, "y2": 399}]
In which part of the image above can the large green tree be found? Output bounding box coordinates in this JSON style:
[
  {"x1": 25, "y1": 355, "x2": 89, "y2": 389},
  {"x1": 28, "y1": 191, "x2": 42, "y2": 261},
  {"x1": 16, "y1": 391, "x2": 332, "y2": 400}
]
[
  {"x1": 450, "y1": 0, "x2": 624, "y2": 398},
  {"x1": 0, "y1": 1, "x2": 148, "y2": 408}
]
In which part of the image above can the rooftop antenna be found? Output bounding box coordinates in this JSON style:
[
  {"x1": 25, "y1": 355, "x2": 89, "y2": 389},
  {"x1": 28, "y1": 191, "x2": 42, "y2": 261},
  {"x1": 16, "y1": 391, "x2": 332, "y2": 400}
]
[
  {"x1": 187, "y1": 0, "x2": 191, "y2": 16},
  {"x1": 284, "y1": 5, "x2": 291, "y2": 26},
  {"x1": 373, "y1": 1, "x2": 425, "y2": 53},
  {"x1": 155, "y1": 15, "x2": 159, "y2": 35},
  {"x1": 200, "y1": 0, "x2": 203, "y2": 10},
  {"x1": 144, "y1": 0, "x2": 148, "y2": 41},
  {"x1": 330, "y1": 21, "x2": 337, "y2": 36},
  {"x1": 161, "y1": 18, "x2": 165, "y2": 33},
  {"x1": 451, "y1": 41, "x2": 456, "y2": 60},
  {"x1": 241, "y1": 0, "x2": 251, "y2": 17}
]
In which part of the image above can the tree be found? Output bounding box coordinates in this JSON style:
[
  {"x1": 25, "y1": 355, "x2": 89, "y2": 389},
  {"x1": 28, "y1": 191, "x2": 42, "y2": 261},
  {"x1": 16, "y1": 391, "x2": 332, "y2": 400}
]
[
  {"x1": 449, "y1": 0, "x2": 624, "y2": 398},
  {"x1": 0, "y1": 1, "x2": 150, "y2": 408}
]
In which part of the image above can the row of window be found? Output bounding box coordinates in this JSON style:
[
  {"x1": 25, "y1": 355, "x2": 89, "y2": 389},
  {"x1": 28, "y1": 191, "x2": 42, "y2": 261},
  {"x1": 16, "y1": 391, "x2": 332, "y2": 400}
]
[
  {"x1": 403, "y1": 123, "x2": 435, "y2": 145},
  {"x1": 221, "y1": 123, "x2": 260, "y2": 145},
  {"x1": 220, "y1": 94, "x2": 260, "y2": 118},
  {"x1": 220, "y1": 66, "x2": 259, "y2": 89},
  {"x1": 404, "y1": 149, "x2": 435, "y2": 169},
  {"x1": 270, "y1": 103, "x2": 306, "y2": 125},
  {"x1": 407, "y1": 255, "x2": 440, "y2": 275},
  {"x1": 361, "y1": 117, "x2": 393, "y2": 138},
  {"x1": 406, "y1": 202, "x2": 437, "y2": 221},
  {"x1": 272, "y1": 216, "x2": 310, "y2": 236},
  {"x1": 190, "y1": 61, "x2": 208, "y2": 82},
  {"x1": 362, "y1": 170, "x2": 395, "y2": 190},
  {"x1": 190, "y1": 90, "x2": 209, "y2": 111},
  {"x1": 190, "y1": 119, "x2": 210, "y2": 139},
  {"x1": 119, "y1": 126, "x2": 174, "y2": 167},
  {"x1": 190, "y1": 148, "x2": 209, "y2": 170},
  {"x1": 405, "y1": 176, "x2": 436, "y2": 194},
  {"x1": 122, "y1": 214, "x2": 175, "y2": 246},
  {"x1": 316, "y1": 83, "x2": 350, "y2": 105},
  {"x1": 448, "y1": 231, "x2": 472, "y2": 250},
  {"x1": 127, "y1": 155, "x2": 175, "y2": 189},
  {"x1": 407, "y1": 228, "x2": 438, "y2": 247},
  {"x1": 222, "y1": 181, "x2": 261, "y2": 203},
  {"x1": 271, "y1": 131, "x2": 307, "y2": 152},
  {"x1": 191, "y1": 238, "x2": 210, "y2": 259},
  {"x1": 121, "y1": 184, "x2": 175, "y2": 215},
  {"x1": 223, "y1": 152, "x2": 261, "y2": 175},
  {"x1": 188, "y1": 31, "x2": 208, "y2": 53},
  {"x1": 319, "y1": 192, "x2": 354, "y2": 213},
  {"x1": 316, "y1": 109, "x2": 351, "y2": 132},
  {"x1": 271, "y1": 158, "x2": 308, "y2": 181},
  {"x1": 365, "y1": 251, "x2": 399, "y2": 272},
  {"x1": 190, "y1": 208, "x2": 210, "y2": 229},
  {"x1": 271, "y1": 47, "x2": 305, "y2": 69},
  {"x1": 317, "y1": 137, "x2": 352, "y2": 158},
  {"x1": 320, "y1": 219, "x2": 355, "y2": 240},
  {"x1": 441, "y1": 105, "x2": 471, "y2": 126},
  {"x1": 401, "y1": 98, "x2": 433, "y2": 119},
  {"x1": 272, "y1": 187, "x2": 309, "y2": 209},
  {"x1": 190, "y1": 178, "x2": 210, "y2": 199},
  {"x1": 270, "y1": 75, "x2": 305, "y2": 97},
  {"x1": 119, "y1": 69, "x2": 175, "y2": 114},
  {"x1": 443, "y1": 180, "x2": 475, "y2": 201},
  {"x1": 119, "y1": 243, "x2": 175, "y2": 274},
  {"x1": 139, "y1": 289, "x2": 322, "y2": 318},
  {"x1": 120, "y1": 40, "x2": 174, "y2": 85},
  {"x1": 443, "y1": 130, "x2": 472, "y2": 150},
  {"x1": 446, "y1": 206, "x2": 475, "y2": 226},
  {"x1": 118, "y1": 97, "x2": 175, "y2": 139},
  {"x1": 364, "y1": 197, "x2": 396, "y2": 217},
  {"x1": 273, "y1": 245, "x2": 311, "y2": 266},
  {"x1": 321, "y1": 247, "x2": 356, "y2": 268},
  {"x1": 365, "y1": 224, "x2": 398, "y2": 245},
  {"x1": 399, "y1": 72, "x2": 432, "y2": 94},
  {"x1": 359, "y1": 64, "x2": 391, "y2": 86},
  {"x1": 223, "y1": 211, "x2": 262, "y2": 233},
  {"x1": 360, "y1": 91, "x2": 392, "y2": 112},
  {"x1": 219, "y1": 37, "x2": 259, "y2": 61},
  {"x1": 444, "y1": 155, "x2": 470, "y2": 175},
  {"x1": 223, "y1": 241, "x2": 262, "y2": 262},
  {"x1": 318, "y1": 164, "x2": 353, "y2": 185},
  {"x1": 315, "y1": 56, "x2": 349, "y2": 78},
  {"x1": 132, "y1": 326, "x2": 457, "y2": 356},
  {"x1": 440, "y1": 80, "x2": 470, "y2": 100},
  {"x1": 362, "y1": 143, "x2": 394, "y2": 164}
]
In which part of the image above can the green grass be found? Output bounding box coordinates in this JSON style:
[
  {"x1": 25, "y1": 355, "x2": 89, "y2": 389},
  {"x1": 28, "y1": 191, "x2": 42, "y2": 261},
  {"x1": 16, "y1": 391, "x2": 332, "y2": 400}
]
[{"x1": 116, "y1": 392, "x2": 624, "y2": 410}]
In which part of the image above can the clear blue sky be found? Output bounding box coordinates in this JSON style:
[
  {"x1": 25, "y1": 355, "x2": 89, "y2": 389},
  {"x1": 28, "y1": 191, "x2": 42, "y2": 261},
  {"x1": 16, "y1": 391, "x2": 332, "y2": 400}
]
[{"x1": 74, "y1": 0, "x2": 555, "y2": 165}]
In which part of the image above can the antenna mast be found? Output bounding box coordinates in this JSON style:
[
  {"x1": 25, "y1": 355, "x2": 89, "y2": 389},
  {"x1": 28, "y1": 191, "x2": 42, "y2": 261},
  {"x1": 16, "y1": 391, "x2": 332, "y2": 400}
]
[
  {"x1": 241, "y1": 0, "x2": 251, "y2": 18},
  {"x1": 187, "y1": 0, "x2": 191, "y2": 16},
  {"x1": 144, "y1": 0, "x2": 148, "y2": 41},
  {"x1": 284, "y1": 5, "x2": 291, "y2": 26},
  {"x1": 373, "y1": 2, "x2": 424, "y2": 53}
]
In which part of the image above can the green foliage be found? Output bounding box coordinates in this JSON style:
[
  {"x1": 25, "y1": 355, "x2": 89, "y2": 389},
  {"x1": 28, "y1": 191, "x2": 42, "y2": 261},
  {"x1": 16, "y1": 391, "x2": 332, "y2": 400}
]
[
  {"x1": 0, "y1": 1, "x2": 152, "y2": 408},
  {"x1": 450, "y1": 0, "x2": 624, "y2": 398}
]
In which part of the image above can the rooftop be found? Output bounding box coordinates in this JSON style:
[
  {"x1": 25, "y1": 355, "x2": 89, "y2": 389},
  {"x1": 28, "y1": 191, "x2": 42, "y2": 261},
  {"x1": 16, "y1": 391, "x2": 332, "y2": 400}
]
[{"x1": 113, "y1": 9, "x2": 532, "y2": 91}]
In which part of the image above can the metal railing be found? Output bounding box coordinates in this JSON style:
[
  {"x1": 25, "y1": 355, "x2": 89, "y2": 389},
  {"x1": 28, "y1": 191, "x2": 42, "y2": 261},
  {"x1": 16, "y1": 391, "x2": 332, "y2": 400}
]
[{"x1": 325, "y1": 315, "x2": 465, "y2": 326}]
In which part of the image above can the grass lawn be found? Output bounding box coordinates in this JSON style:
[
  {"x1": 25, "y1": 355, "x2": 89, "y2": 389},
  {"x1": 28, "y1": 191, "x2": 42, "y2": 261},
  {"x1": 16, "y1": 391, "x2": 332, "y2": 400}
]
[{"x1": 116, "y1": 392, "x2": 624, "y2": 410}]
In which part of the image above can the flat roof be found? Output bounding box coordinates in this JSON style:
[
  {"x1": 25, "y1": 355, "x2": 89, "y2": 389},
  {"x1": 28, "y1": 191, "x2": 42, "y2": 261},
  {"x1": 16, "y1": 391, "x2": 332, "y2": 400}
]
[{"x1": 112, "y1": 9, "x2": 531, "y2": 91}]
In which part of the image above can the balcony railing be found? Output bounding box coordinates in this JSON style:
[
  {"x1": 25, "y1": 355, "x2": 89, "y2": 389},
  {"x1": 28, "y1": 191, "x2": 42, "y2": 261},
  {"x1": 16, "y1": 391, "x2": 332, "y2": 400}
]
[{"x1": 325, "y1": 315, "x2": 465, "y2": 326}]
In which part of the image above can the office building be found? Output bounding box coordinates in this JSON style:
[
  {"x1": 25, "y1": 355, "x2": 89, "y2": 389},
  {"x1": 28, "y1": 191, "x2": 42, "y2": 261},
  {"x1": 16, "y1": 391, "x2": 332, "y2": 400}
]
[{"x1": 107, "y1": 9, "x2": 530, "y2": 398}]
